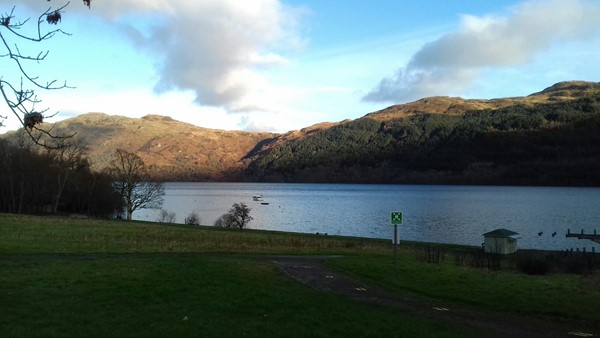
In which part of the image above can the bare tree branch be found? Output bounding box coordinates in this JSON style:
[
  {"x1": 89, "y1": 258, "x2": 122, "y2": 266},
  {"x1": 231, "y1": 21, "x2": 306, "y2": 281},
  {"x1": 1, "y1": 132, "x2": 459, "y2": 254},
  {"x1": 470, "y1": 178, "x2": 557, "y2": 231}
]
[
  {"x1": 110, "y1": 149, "x2": 165, "y2": 220},
  {"x1": 0, "y1": 1, "x2": 88, "y2": 149}
]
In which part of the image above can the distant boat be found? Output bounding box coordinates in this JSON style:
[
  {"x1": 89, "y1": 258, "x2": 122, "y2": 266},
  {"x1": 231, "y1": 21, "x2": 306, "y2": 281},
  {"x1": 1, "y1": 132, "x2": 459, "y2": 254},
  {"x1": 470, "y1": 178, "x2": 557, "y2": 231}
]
[
  {"x1": 252, "y1": 194, "x2": 263, "y2": 201},
  {"x1": 261, "y1": 202, "x2": 269, "y2": 205}
]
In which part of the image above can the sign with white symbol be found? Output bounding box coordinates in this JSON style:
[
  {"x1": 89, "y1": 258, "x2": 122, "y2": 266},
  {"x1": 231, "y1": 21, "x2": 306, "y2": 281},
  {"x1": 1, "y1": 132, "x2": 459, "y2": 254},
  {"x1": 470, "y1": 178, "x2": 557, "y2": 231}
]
[{"x1": 391, "y1": 211, "x2": 403, "y2": 225}]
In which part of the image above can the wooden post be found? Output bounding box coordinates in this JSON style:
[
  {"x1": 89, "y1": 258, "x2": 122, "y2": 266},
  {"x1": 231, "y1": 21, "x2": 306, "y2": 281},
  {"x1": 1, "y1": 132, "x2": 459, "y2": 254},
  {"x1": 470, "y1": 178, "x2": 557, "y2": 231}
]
[{"x1": 394, "y1": 224, "x2": 398, "y2": 269}]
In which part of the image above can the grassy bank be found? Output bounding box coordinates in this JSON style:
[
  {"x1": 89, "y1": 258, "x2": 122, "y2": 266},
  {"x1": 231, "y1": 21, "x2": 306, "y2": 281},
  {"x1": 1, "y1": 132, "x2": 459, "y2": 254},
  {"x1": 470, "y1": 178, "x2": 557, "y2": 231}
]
[
  {"x1": 1, "y1": 213, "x2": 599, "y2": 336},
  {"x1": 328, "y1": 253, "x2": 600, "y2": 324},
  {"x1": 0, "y1": 214, "x2": 388, "y2": 255}
]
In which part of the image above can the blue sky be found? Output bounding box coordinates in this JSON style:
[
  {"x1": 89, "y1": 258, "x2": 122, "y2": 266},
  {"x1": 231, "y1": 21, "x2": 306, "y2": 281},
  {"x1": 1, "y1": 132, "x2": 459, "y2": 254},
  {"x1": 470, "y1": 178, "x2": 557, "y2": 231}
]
[{"x1": 1, "y1": 0, "x2": 600, "y2": 133}]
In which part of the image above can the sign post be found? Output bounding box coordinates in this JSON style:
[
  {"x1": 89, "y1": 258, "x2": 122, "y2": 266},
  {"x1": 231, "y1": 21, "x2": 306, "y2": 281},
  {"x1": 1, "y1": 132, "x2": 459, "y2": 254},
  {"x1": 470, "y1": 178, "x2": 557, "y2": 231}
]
[{"x1": 390, "y1": 211, "x2": 403, "y2": 268}]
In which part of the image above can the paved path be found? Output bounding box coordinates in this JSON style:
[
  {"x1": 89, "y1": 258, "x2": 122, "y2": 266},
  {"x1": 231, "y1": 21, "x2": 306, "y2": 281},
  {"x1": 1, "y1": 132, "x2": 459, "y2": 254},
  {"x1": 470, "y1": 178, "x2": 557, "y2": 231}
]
[{"x1": 268, "y1": 255, "x2": 597, "y2": 338}]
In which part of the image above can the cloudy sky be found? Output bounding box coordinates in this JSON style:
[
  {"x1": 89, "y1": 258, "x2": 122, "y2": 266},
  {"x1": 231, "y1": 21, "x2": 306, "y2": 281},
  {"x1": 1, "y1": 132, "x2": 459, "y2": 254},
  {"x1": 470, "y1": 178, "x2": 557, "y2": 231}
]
[{"x1": 1, "y1": 0, "x2": 600, "y2": 133}]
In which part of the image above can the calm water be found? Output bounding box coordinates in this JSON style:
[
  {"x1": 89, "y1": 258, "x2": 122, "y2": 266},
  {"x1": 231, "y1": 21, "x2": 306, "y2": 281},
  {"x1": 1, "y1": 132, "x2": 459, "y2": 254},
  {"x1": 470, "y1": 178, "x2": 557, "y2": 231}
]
[{"x1": 135, "y1": 183, "x2": 600, "y2": 251}]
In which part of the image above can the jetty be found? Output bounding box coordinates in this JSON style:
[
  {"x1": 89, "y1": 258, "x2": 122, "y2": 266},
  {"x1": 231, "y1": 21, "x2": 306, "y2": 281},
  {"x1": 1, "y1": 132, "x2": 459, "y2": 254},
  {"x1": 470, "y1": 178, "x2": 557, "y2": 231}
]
[{"x1": 566, "y1": 229, "x2": 600, "y2": 244}]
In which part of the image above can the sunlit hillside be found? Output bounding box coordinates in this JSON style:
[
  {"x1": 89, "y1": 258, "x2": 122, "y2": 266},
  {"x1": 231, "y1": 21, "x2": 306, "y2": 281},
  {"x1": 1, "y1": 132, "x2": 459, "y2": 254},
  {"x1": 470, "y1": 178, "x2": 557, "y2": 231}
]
[{"x1": 2, "y1": 81, "x2": 600, "y2": 185}]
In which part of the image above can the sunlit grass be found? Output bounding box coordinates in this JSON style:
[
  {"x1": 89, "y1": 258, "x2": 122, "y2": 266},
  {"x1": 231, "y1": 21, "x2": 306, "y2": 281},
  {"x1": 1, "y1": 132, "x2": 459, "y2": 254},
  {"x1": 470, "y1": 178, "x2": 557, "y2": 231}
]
[{"x1": 0, "y1": 213, "x2": 389, "y2": 255}]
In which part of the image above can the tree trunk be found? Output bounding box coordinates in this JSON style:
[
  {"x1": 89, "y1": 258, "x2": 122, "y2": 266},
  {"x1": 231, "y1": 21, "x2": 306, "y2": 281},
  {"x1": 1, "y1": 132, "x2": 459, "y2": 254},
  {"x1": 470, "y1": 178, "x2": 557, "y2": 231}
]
[
  {"x1": 52, "y1": 171, "x2": 69, "y2": 214},
  {"x1": 17, "y1": 178, "x2": 24, "y2": 214},
  {"x1": 127, "y1": 205, "x2": 133, "y2": 221}
]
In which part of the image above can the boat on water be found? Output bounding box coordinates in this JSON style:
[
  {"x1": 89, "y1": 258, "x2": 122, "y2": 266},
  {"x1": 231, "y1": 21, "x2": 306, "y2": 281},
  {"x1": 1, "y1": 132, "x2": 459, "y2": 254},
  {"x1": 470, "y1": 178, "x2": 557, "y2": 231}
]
[{"x1": 253, "y1": 193, "x2": 269, "y2": 205}]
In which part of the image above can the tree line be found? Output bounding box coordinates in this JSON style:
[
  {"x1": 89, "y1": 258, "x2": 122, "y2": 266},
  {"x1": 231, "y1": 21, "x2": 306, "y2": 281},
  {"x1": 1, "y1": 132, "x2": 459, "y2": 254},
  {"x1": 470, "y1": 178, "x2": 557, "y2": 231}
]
[
  {"x1": 0, "y1": 132, "x2": 164, "y2": 219},
  {"x1": 1, "y1": 1, "x2": 172, "y2": 221},
  {"x1": 245, "y1": 94, "x2": 600, "y2": 186}
]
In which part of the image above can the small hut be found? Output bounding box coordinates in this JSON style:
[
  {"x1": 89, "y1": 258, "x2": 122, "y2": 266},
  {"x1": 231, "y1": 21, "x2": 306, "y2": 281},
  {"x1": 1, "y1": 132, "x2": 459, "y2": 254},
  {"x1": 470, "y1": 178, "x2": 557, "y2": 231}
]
[{"x1": 483, "y1": 228, "x2": 519, "y2": 254}]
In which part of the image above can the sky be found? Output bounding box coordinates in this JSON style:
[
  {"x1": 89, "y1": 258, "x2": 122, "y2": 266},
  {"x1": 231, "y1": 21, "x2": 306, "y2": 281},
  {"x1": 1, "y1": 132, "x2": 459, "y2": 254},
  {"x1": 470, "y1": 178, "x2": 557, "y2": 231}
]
[{"x1": 1, "y1": 0, "x2": 600, "y2": 133}]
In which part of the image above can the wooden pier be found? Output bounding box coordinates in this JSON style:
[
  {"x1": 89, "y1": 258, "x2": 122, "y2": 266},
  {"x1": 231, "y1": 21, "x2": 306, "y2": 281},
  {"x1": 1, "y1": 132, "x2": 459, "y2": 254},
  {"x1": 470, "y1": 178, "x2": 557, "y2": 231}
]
[{"x1": 566, "y1": 229, "x2": 600, "y2": 244}]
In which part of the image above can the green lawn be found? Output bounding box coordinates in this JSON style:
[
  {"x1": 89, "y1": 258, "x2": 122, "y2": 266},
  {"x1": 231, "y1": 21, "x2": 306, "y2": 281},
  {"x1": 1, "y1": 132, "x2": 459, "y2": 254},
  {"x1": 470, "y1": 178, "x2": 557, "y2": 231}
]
[
  {"x1": 0, "y1": 254, "x2": 479, "y2": 338},
  {"x1": 1, "y1": 213, "x2": 598, "y2": 336},
  {"x1": 328, "y1": 253, "x2": 600, "y2": 324}
]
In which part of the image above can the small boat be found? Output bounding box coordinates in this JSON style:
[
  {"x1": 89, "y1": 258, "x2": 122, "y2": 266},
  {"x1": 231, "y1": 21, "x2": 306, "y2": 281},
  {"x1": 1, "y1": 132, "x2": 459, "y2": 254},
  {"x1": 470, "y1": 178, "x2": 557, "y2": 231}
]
[
  {"x1": 261, "y1": 202, "x2": 269, "y2": 205},
  {"x1": 252, "y1": 194, "x2": 263, "y2": 201}
]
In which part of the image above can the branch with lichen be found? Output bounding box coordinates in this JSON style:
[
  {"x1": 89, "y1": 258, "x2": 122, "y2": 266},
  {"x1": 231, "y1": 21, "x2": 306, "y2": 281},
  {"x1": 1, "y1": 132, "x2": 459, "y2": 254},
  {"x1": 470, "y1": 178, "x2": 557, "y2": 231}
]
[{"x1": 0, "y1": 1, "x2": 84, "y2": 148}]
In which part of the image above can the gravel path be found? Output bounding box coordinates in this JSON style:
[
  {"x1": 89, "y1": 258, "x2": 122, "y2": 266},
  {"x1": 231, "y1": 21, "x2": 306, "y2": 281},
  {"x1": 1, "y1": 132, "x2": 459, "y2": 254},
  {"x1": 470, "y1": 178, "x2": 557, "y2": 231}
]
[{"x1": 268, "y1": 255, "x2": 597, "y2": 338}]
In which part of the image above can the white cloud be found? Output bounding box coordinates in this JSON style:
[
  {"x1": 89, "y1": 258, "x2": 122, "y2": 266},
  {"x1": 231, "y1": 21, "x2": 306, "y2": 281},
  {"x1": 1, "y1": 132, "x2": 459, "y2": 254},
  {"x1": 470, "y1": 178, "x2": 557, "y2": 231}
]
[
  {"x1": 364, "y1": 0, "x2": 600, "y2": 103},
  {"x1": 0, "y1": 0, "x2": 314, "y2": 133},
  {"x1": 88, "y1": 0, "x2": 306, "y2": 112}
]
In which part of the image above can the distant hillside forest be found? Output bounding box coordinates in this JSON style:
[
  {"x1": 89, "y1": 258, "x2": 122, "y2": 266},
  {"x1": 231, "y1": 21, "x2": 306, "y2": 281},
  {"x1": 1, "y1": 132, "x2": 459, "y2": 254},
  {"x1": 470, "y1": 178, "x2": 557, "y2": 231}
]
[
  {"x1": 244, "y1": 94, "x2": 600, "y2": 186},
  {"x1": 2, "y1": 81, "x2": 599, "y2": 188}
]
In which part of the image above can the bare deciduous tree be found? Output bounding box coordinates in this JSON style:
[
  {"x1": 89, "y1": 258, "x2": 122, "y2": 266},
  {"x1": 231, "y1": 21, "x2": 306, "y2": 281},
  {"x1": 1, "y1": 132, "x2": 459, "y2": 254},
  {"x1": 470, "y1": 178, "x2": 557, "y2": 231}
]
[
  {"x1": 110, "y1": 149, "x2": 164, "y2": 221},
  {"x1": 158, "y1": 209, "x2": 176, "y2": 223},
  {"x1": 0, "y1": 126, "x2": 121, "y2": 217},
  {"x1": 0, "y1": 1, "x2": 92, "y2": 148},
  {"x1": 46, "y1": 136, "x2": 88, "y2": 213}
]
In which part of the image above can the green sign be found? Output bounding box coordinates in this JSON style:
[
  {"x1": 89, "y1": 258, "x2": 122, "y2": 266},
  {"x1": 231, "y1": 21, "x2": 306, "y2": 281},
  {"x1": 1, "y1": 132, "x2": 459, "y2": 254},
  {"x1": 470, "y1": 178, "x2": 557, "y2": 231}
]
[{"x1": 391, "y1": 211, "x2": 403, "y2": 225}]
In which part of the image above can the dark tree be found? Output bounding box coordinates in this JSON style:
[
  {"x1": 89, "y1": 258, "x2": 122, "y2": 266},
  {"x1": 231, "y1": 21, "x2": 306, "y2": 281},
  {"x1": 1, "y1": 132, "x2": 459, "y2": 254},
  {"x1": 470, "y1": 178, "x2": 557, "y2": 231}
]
[
  {"x1": 45, "y1": 137, "x2": 88, "y2": 213},
  {"x1": 0, "y1": 132, "x2": 121, "y2": 217},
  {"x1": 214, "y1": 202, "x2": 253, "y2": 229}
]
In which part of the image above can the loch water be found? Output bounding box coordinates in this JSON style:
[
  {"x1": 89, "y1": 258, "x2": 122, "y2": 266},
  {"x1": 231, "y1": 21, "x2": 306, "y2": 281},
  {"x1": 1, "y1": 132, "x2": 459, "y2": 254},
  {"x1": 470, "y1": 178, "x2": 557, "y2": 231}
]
[{"x1": 135, "y1": 182, "x2": 600, "y2": 251}]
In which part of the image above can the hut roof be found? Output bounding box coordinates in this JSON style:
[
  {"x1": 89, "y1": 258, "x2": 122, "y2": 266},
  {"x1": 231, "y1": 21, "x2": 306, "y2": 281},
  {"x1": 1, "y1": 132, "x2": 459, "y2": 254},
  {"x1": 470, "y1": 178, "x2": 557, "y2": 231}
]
[{"x1": 483, "y1": 228, "x2": 520, "y2": 238}]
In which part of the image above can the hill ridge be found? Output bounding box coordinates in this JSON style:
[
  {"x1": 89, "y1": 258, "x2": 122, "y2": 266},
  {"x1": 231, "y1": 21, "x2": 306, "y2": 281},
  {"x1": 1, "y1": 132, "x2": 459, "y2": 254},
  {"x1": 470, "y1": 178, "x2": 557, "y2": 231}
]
[{"x1": 2, "y1": 80, "x2": 599, "y2": 184}]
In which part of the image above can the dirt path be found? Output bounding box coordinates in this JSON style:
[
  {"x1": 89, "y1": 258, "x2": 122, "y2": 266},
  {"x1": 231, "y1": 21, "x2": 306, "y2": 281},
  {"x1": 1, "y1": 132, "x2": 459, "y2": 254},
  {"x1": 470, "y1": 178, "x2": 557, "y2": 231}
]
[
  {"x1": 3, "y1": 253, "x2": 596, "y2": 337},
  {"x1": 268, "y1": 255, "x2": 597, "y2": 338}
]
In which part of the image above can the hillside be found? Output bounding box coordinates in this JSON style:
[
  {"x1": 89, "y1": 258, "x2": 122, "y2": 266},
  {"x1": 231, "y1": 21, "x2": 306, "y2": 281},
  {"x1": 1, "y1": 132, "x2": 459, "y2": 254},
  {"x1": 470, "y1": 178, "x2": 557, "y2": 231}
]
[
  {"x1": 244, "y1": 81, "x2": 600, "y2": 185},
  {"x1": 2, "y1": 80, "x2": 600, "y2": 185},
  {"x1": 28, "y1": 113, "x2": 277, "y2": 181}
]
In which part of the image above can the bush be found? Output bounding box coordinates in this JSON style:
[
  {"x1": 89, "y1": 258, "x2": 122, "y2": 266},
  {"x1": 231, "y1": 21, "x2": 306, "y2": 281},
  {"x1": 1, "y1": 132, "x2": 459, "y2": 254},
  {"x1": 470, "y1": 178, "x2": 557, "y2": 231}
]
[
  {"x1": 517, "y1": 253, "x2": 550, "y2": 275},
  {"x1": 157, "y1": 209, "x2": 176, "y2": 223},
  {"x1": 558, "y1": 251, "x2": 598, "y2": 276},
  {"x1": 213, "y1": 202, "x2": 253, "y2": 229},
  {"x1": 418, "y1": 245, "x2": 444, "y2": 264},
  {"x1": 184, "y1": 211, "x2": 200, "y2": 226},
  {"x1": 214, "y1": 213, "x2": 236, "y2": 228}
]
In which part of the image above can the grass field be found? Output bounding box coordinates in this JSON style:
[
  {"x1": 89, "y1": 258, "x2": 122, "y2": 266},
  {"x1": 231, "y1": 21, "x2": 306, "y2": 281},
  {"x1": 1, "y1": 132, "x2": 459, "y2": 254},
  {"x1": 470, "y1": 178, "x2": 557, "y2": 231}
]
[
  {"x1": 2, "y1": 254, "x2": 483, "y2": 338},
  {"x1": 1, "y1": 213, "x2": 599, "y2": 337},
  {"x1": 0, "y1": 214, "x2": 389, "y2": 255}
]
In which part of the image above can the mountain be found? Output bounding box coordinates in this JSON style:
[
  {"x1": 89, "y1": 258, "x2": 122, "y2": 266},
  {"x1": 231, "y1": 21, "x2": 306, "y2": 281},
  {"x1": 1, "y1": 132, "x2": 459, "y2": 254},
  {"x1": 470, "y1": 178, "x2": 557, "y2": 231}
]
[
  {"x1": 26, "y1": 113, "x2": 277, "y2": 181},
  {"x1": 3, "y1": 80, "x2": 600, "y2": 185},
  {"x1": 243, "y1": 80, "x2": 600, "y2": 185}
]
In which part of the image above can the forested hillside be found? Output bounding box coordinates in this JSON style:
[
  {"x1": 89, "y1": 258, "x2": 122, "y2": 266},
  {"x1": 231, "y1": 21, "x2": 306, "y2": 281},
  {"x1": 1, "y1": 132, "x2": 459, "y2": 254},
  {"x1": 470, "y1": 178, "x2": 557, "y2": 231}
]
[
  {"x1": 2, "y1": 81, "x2": 599, "y2": 186},
  {"x1": 244, "y1": 82, "x2": 600, "y2": 185}
]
